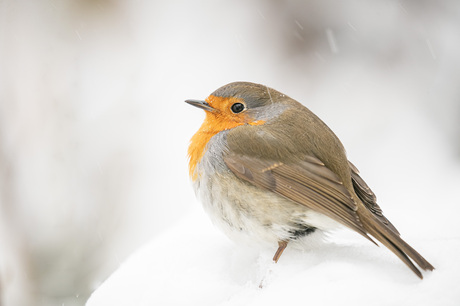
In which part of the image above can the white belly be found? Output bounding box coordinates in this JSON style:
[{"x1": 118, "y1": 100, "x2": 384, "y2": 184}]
[{"x1": 193, "y1": 163, "x2": 340, "y2": 247}]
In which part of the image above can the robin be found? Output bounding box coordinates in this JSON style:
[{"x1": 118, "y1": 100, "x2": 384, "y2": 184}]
[{"x1": 185, "y1": 81, "x2": 434, "y2": 279}]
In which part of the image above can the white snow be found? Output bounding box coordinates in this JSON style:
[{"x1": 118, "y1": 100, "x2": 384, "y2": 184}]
[{"x1": 87, "y1": 207, "x2": 459, "y2": 306}]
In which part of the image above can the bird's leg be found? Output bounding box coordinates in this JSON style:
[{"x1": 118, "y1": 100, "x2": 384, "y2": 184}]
[
  {"x1": 273, "y1": 240, "x2": 288, "y2": 263},
  {"x1": 258, "y1": 241, "x2": 289, "y2": 289}
]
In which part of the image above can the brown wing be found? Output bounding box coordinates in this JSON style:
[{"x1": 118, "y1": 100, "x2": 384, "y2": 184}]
[
  {"x1": 224, "y1": 153, "x2": 375, "y2": 243},
  {"x1": 348, "y1": 161, "x2": 400, "y2": 235}
]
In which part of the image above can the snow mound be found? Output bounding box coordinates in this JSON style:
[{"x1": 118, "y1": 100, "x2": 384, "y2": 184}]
[{"x1": 87, "y1": 210, "x2": 459, "y2": 306}]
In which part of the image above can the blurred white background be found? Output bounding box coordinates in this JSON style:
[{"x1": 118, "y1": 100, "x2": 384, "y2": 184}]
[{"x1": 0, "y1": 0, "x2": 459, "y2": 305}]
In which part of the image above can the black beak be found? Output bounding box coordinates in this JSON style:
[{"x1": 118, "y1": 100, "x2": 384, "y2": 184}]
[{"x1": 185, "y1": 99, "x2": 216, "y2": 112}]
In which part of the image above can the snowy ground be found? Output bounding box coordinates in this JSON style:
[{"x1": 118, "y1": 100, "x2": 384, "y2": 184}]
[
  {"x1": 87, "y1": 111, "x2": 460, "y2": 305},
  {"x1": 87, "y1": 209, "x2": 459, "y2": 306}
]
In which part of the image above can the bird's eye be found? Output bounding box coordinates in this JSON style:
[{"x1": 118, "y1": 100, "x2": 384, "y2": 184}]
[{"x1": 231, "y1": 103, "x2": 245, "y2": 114}]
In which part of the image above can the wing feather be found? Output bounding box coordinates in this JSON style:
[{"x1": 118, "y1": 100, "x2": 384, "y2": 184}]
[
  {"x1": 225, "y1": 154, "x2": 375, "y2": 242},
  {"x1": 348, "y1": 161, "x2": 400, "y2": 235}
]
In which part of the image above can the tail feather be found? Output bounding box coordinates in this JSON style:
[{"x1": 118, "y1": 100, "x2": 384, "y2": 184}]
[{"x1": 358, "y1": 209, "x2": 435, "y2": 279}]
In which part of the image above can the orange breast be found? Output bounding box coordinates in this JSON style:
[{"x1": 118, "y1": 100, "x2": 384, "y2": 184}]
[{"x1": 188, "y1": 96, "x2": 265, "y2": 181}]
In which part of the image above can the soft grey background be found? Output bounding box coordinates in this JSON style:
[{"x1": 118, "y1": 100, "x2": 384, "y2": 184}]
[{"x1": 1, "y1": 1, "x2": 459, "y2": 305}]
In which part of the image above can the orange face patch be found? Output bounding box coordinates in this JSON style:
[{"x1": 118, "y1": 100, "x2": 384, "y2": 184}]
[{"x1": 188, "y1": 95, "x2": 265, "y2": 180}]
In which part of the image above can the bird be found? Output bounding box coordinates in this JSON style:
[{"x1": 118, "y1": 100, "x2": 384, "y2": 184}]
[{"x1": 185, "y1": 81, "x2": 434, "y2": 279}]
